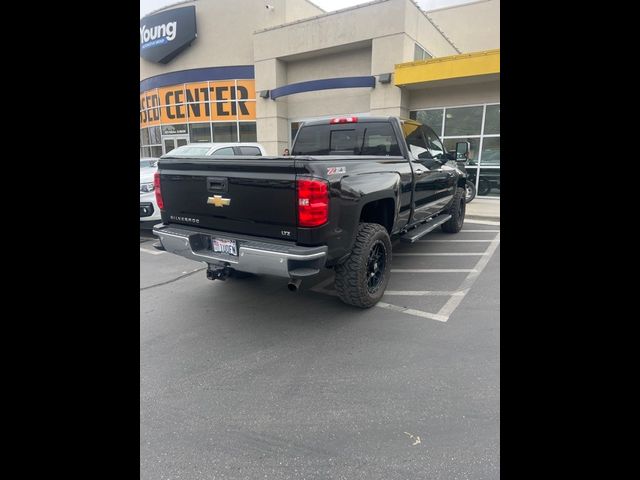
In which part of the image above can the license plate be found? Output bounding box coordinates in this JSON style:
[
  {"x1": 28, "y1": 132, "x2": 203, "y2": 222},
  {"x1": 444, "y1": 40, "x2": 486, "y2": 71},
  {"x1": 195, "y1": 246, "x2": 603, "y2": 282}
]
[{"x1": 211, "y1": 237, "x2": 238, "y2": 256}]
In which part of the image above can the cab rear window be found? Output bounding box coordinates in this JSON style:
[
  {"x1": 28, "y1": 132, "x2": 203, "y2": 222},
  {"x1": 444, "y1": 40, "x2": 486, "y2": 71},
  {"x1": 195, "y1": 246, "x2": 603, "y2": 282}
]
[{"x1": 292, "y1": 122, "x2": 401, "y2": 156}]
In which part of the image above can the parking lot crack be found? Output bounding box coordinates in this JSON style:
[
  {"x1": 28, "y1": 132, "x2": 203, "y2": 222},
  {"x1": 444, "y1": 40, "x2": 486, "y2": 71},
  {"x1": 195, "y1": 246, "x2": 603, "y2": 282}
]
[{"x1": 140, "y1": 267, "x2": 206, "y2": 291}]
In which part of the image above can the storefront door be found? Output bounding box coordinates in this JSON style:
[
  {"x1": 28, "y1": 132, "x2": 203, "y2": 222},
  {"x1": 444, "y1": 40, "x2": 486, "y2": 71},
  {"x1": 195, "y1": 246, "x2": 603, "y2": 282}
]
[{"x1": 163, "y1": 136, "x2": 189, "y2": 154}]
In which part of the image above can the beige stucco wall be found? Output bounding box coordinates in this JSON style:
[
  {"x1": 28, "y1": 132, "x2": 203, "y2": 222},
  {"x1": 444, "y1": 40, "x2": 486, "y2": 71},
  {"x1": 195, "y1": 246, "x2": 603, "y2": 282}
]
[
  {"x1": 284, "y1": 0, "x2": 324, "y2": 22},
  {"x1": 254, "y1": 0, "x2": 404, "y2": 63},
  {"x1": 286, "y1": 47, "x2": 372, "y2": 84},
  {"x1": 408, "y1": 79, "x2": 500, "y2": 110},
  {"x1": 140, "y1": 0, "x2": 324, "y2": 81},
  {"x1": 427, "y1": 0, "x2": 500, "y2": 52},
  {"x1": 404, "y1": 0, "x2": 459, "y2": 56}
]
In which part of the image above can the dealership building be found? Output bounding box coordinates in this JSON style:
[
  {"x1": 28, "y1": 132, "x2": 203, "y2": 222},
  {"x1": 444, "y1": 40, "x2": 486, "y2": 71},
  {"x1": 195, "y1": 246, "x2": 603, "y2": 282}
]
[{"x1": 140, "y1": 0, "x2": 500, "y2": 197}]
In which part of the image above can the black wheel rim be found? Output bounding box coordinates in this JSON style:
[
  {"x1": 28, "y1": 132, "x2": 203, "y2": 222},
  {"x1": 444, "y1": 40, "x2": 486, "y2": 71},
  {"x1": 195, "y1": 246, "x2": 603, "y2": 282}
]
[{"x1": 366, "y1": 241, "x2": 387, "y2": 294}]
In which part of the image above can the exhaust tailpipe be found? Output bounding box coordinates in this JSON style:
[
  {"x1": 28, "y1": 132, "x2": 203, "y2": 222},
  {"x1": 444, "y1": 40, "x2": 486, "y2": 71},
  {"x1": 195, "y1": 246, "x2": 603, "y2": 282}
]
[{"x1": 287, "y1": 278, "x2": 302, "y2": 292}]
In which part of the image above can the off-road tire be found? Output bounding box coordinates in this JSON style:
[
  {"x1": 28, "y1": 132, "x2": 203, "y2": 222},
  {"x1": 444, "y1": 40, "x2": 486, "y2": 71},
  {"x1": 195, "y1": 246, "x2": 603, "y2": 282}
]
[
  {"x1": 334, "y1": 223, "x2": 392, "y2": 308},
  {"x1": 441, "y1": 187, "x2": 466, "y2": 233}
]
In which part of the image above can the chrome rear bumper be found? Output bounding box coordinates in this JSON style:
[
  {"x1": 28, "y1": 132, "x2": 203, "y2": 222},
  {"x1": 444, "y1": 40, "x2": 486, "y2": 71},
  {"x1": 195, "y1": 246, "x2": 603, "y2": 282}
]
[{"x1": 153, "y1": 224, "x2": 327, "y2": 278}]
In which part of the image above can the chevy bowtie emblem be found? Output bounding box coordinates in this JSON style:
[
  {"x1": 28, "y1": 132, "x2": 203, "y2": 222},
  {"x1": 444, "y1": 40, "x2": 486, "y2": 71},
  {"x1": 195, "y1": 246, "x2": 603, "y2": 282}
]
[{"x1": 207, "y1": 195, "x2": 231, "y2": 207}]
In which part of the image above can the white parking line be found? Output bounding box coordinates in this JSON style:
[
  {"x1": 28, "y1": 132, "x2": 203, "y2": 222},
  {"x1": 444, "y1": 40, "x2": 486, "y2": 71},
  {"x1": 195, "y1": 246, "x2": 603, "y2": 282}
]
[
  {"x1": 459, "y1": 229, "x2": 501, "y2": 233},
  {"x1": 418, "y1": 239, "x2": 493, "y2": 243},
  {"x1": 436, "y1": 232, "x2": 500, "y2": 320},
  {"x1": 385, "y1": 291, "x2": 464, "y2": 296},
  {"x1": 140, "y1": 247, "x2": 164, "y2": 255},
  {"x1": 394, "y1": 252, "x2": 485, "y2": 256},
  {"x1": 465, "y1": 219, "x2": 500, "y2": 226},
  {"x1": 309, "y1": 232, "x2": 500, "y2": 323},
  {"x1": 391, "y1": 269, "x2": 476, "y2": 273},
  {"x1": 376, "y1": 302, "x2": 448, "y2": 322}
]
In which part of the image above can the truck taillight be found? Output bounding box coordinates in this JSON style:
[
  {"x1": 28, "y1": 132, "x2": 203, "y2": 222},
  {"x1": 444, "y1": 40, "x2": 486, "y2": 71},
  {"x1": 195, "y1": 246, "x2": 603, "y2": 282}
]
[
  {"x1": 154, "y1": 171, "x2": 164, "y2": 210},
  {"x1": 330, "y1": 116, "x2": 358, "y2": 124},
  {"x1": 297, "y1": 178, "x2": 329, "y2": 227}
]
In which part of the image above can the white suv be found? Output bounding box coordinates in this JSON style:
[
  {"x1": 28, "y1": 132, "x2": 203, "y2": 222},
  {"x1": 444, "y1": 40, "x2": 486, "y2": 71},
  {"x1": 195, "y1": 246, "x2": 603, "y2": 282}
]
[
  {"x1": 164, "y1": 142, "x2": 267, "y2": 157},
  {"x1": 140, "y1": 144, "x2": 267, "y2": 227},
  {"x1": 140, "y1": 158, "x2": 160, "y2": 226}
]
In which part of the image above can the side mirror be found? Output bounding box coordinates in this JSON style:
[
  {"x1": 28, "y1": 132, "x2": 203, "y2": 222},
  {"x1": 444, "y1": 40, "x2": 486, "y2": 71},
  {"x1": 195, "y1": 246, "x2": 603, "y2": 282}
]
[
  {"x1": 455, "y1": 141, "x2": 470, "y2": 161},
  {"x1": 456, "y1": 142, "x2": 471, "y2": 162}
]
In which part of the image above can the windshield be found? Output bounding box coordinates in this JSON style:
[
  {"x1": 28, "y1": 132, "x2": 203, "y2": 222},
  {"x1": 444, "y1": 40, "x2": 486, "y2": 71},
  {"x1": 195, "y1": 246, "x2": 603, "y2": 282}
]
[{"x1": 139, "y1": 159, "x2": 157, "y2": 168}]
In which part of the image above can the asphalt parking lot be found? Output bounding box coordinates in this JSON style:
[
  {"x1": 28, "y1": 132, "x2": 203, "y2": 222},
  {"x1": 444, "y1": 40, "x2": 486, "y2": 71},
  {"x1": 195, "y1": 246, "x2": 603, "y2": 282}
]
[{"x1": 140, "y1": 220, "x2": 500, "y2": 479}]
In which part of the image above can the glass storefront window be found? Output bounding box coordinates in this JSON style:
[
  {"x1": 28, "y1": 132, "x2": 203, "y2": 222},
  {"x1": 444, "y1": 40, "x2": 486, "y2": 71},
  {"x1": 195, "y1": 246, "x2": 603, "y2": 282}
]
[
  {"x1": 412, "y1": 109, "x2": 443, "y2": 136},
  {"x1": 444, "y1": 106, "x2": 483, "y2": 136},
  {"x1": 414, "y1": 44, "x2": 424, "y2": 60},
  {"x1": 140, "y1": 128, "x2": 150, "y2": 146},
  {"x1": 291, "y1": 122, "x2": 301, "y2": 146},
  {"x1": 481, "y1": 137, "x2": 500, "y2": 166},
  {"x1": 465, "y1": 166, "x2": 478, "y2": 187},
  {"x1": 413, "y1": 44, "x2": 432, "y2": 61},
  {"x1": 410, "y1": 104, "x2": 500, "y2": 198},
  {"x1": 149, "y1": 126, "x2": 162, "y2": 144},
  {"x1": 239, "y1": 122, "x2": 257, "y2": 142},
  {"x1": 484, "y1": 105, "x2": 500, "y2": 135},
  {"x1": 444, "y1": 137, "x2": 481, "y2": 165},
  {"x1": 150, "y1": 146, "x2": 163, "y2": 158},
  {"x1": 478, "y1": 168, "x2": 500, "y2": 198},
  {"x1": 189, "y1": 123, "x2": 212, "y2": 143},
  {"x1": 141, "y1": 146, "x2": 151, "y2": 157},
  {"x1": 212, "y1": 122, "x2": 237, "y2": 142}
]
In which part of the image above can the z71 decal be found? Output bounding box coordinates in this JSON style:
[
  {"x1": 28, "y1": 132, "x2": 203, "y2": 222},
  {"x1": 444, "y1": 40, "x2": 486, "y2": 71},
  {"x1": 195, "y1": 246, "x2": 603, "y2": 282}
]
[{"x1": 327, "y1": 166, "x2": 346, "y2": 175}]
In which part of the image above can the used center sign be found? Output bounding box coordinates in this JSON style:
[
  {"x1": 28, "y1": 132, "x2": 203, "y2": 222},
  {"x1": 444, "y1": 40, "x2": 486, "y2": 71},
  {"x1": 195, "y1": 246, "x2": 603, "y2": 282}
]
[{"x1": 140, "y1": 6, "x2": 197, "y2": 64}]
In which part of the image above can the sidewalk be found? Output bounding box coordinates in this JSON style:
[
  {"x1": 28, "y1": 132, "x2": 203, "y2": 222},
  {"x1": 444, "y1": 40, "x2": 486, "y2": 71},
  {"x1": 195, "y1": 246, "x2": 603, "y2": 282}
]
[{"x1": 466, "y1": 197, "x2": 500, "y2": 222}]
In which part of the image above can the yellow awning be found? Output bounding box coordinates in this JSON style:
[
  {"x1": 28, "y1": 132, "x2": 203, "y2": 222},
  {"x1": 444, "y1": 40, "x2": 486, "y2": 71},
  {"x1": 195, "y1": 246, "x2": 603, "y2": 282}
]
[{"x1": 395, "y1": 49, "x2": 500, "y2": 86}]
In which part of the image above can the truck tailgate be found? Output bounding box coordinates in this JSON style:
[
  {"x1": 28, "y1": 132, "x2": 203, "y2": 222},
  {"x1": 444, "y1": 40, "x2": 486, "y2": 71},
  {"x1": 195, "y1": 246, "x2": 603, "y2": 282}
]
[{"x1": 159, "y1": 157, "x2": 299, "y2": 240}]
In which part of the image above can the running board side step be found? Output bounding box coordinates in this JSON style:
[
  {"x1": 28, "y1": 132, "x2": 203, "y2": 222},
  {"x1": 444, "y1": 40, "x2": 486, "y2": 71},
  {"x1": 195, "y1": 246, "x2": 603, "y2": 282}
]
[{"x1": 400, "y1": 215, "x2": 452, "y2": 243}]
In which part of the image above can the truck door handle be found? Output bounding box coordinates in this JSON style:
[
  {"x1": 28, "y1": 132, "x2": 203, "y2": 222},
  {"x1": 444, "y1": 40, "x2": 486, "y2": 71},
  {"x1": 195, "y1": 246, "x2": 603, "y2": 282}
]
[{"x1": 415, "y1": 168, "x2": 426, "y2": 175}]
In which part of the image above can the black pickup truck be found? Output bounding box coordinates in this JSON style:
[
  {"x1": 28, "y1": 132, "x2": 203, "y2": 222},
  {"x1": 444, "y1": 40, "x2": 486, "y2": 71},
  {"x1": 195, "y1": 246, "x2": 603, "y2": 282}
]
[{"x1": 152, "y1": 116, "x2": 469, "y2": 308}]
